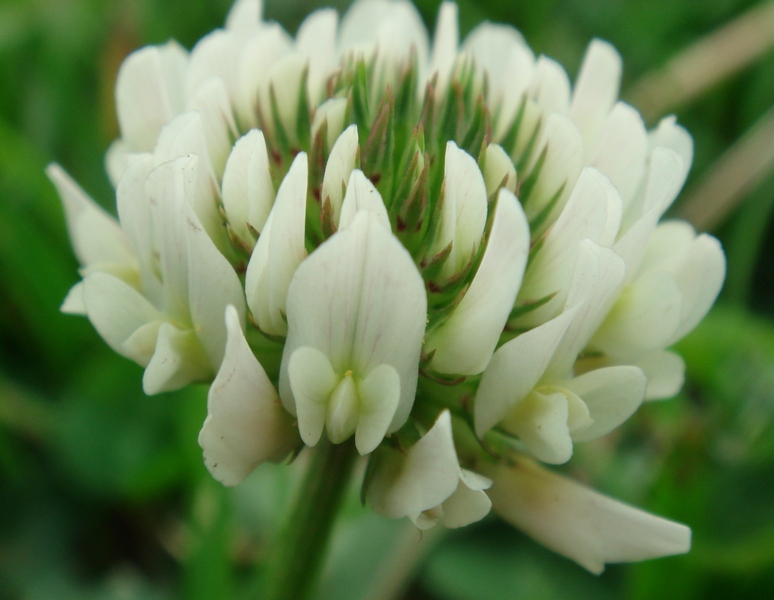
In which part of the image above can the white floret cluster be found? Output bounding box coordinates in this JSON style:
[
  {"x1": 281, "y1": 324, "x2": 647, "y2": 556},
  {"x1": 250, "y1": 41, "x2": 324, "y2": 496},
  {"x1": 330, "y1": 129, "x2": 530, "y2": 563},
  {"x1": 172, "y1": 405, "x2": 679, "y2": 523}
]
[{"x1": 49, "y1": 0, "x2": 725, "y2": 574}]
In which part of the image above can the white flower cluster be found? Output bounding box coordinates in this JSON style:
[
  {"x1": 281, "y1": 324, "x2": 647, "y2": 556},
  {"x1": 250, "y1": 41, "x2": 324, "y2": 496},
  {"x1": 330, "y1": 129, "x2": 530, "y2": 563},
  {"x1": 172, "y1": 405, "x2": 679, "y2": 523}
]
[{"x1": 49, "y1": 0, "x2": 725, "y2": 574}]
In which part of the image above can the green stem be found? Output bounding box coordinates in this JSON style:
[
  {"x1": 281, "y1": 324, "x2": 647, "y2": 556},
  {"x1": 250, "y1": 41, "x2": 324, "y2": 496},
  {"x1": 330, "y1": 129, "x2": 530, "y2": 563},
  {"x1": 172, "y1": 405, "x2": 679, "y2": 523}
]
[{"x1": 263, "y1": 440, "x2": 360, "y2": 600}]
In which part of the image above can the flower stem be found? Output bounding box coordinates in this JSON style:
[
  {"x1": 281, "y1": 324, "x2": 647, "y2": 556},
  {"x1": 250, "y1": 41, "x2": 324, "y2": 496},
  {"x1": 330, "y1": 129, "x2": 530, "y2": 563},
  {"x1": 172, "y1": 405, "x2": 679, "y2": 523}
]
[{"x1": 263, "y1": 440, "x2": 360, "y2": 600}]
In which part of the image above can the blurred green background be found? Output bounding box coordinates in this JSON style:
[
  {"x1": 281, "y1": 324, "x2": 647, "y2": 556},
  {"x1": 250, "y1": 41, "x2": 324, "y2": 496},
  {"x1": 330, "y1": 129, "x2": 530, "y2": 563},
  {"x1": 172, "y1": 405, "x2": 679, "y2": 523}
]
[{"x1": 2, "y1": 0, "x2": 774, "y2": 598}]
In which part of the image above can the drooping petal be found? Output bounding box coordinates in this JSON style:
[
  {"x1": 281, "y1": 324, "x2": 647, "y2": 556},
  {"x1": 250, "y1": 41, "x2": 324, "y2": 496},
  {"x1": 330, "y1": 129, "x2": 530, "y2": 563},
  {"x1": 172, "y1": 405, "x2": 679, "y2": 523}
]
[
  {"x1": 288, "y1": 346, "x2": 339, "y2": 447},
  {"x1": 565, "y1": 366, "x2": 646, "y2": 442},
  {"x1": 338, "y1": 169, "x2": 391, "y2": 231},
  {"x1": 321, "y1": 124, "x2": 359, "y2": 226},
  {"x1": 425, "y1": 189, "x2": 528, "y2": 375},
  {"x1": 355, "y1": 364, "x2": 401, "y2": 454},
  {"x1": 665, "y1": 233, "x2": 726, "y2": 343},
  {"x1": 486, "y1": 457, "x2": 691, "y2": 574},
  {"x1": 501, "y1": 389, "x2": 575, "y2": 464},
  {"x1": 221, "y1": 128, "x2": 275, "y2": 247},
  {"x1": 143, "y1": 322, "x2": 213, "y2": 394},
  {"x1": 199, "y1": 305, "x2": 299, "y2": 486},
  {"x1": 245, "y1": 152, "x2": 308, "y2": 336},
  {"x1": 475, "y1": 309, "x2": 577, "y2": 437},
  {"x1": 635, "y1": 350, "x2": 686, "y2": 400},
  {"x1": 367, "y1": 410, "x2": 460, "y2": 526},
  {"x1": 81, "y1": 272, "x2": 161, "y2": 365},
  {"x1": 280, "y1": 211, "x2": 426, "y2": 434},
  {"x1": 440, "y1": 470, "x2": 492, "y2": 529},
  {"x1": 47, "y1": 164, "x2": 136, "y2": 270}
]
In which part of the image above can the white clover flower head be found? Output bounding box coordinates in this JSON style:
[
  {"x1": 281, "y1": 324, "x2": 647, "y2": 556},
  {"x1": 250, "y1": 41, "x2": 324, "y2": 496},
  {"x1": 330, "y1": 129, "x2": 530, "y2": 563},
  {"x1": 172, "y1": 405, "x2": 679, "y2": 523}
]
[{"x1": 49, "y1": 0, "x2": 725, "y2": 573}]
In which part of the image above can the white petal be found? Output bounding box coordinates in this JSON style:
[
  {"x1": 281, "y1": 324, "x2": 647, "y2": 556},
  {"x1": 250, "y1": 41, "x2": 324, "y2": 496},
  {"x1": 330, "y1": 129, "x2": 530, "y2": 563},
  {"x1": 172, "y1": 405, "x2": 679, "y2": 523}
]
[
  {"x1": 339, "y1": 169, "x2": 391, "y2": 231},
  {"x1": 61, "y1": 282, "x2": 87, "y2": 315},
  {"x1": 123, "y1": 321, "x2": 162, "y2": 366},
  {"x1": 116, "y1": 153, "x2": 163, "y2": 304},
  {"x1": 153, "y1": 112, "x2": 225, "y2": 252},
  {"x1": 311, "y1": 97, "x2": 349, "y2": 150},
  {"x1": 649, "y1": 116, "x2": 693, "y2": 179},
  {"x1": 236, "y1": 24, "x2": 293, "y2": 128},
  {"x1": 636, "y1": 350, "x2": 686, "y2": 400},
  {"x1": 503, "y1": 389, "x2": 574, "y2": 464},
  {"x1": 296, "y1": 9, "x2": 339, "y2": 102},
  {"x1": 321, "y1": 124, "x2": 359, "y2": 226},
  {"x1": 487, "y1": 457, "x2": 691, "y2": 574},
  {"x1": 529, "y1": 56, "x2": 571, "y2": 115},
  {"x1": 186, "y1": 29, "x2": 239, "y2": 101},
  {"x1": 666, "y1": 234, "x2": 726, "y2": 343},
  {"x1": 589, "y1": 270, "x2": 683, "y2": 361},
  {"x1": 81, "y1": 272, "x2": 161, "y2": 364},
  {"x1": 259, "y1": 52, "x2": 308, "y2": 142},
  {"x1": 367, "y1": 410, "x2": 460, "y2": 524},
  {"x1": 280, "y1": 211, "x2": 426, "y2": 432},
  {"x1": 222, "y1": 129, "x2": 275, "y2": 246},
  {"x1": 143, "y1": 322, "x2": 212, "y2": 394},
  {"x1": 516, "y1": 167, "x2": 621, "y2": 328},
  {"x1": 463, "y1": 23, "x2": 534, "y2": 136},
  {"x1": 426, "y1": 189, "x2": 528, "y2": 375},
  {"x1": 565, "y1": 366, "x2": 646, "y2": 442},
  {"x1": 430, "y1": 142, "x2": 488, "y2": 278},
  {"x1": 105, "y1": 139, "x2": 131, "y2": 186},
  {"x1": 187, "y1": 76, "x2": 238, "y2": 176},
  {"x1": 429, "y1": 2, "x2": 459, "y2": 91},
  {"x1": 145, "y1": 155, "x2": 197, "y2": 318},
  {"x1": 523, "y1": 113, "x2": 584, "y2": 237},
  {"x1": 245, "y1": 152, "x2": 308, "y2": 336},
  {"x1": 356, "y1": 364, "x2": 401, "y2": 455},
  {"x1": 440, "y1": 471, "x2": 493, "y2": 529},
  {"x1": 475, "y1": 309, "x2": 577, "y2": 437},
  {"x1": 199, "y1": 304, "x2": 298, "y2": 487},
  {"x1": 569, "y1": 39, "x2": 622, "y2": 153},
  {"x1": 483, "y1": 143, "x2": 517, "y2": 197},
  {"x1": 589, "y1": 102, "x2": 648, "y2": 211},
  {"x1": 225, "y1": 0, "x2": 263, "y2": 35},
  {"x1": 115, "y1": 41, "x2": 188, "y2": 151},
  {"x1": 339, "y1": 0, "x2": 429, "y2": 81},
  {"x1": 46, "y1": 163, "x2": 135, "y2": 269},
  {"x1": 547, "y1": 241, "x2": 625, "y2": 379},
  {"x1": 617, "y1": 148, "x2": 685, "y2": 267},
  {"x1": 288, "y1": 346, "x2": 339, "y2": 447},
  {"x1": 185, "y1": 193, "x2": 247, "y2": 370}
]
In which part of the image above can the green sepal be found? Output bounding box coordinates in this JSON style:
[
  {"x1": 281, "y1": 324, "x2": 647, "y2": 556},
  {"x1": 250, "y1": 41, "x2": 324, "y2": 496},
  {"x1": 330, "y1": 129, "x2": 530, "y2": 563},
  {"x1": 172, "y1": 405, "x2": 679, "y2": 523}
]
[{"x1": 508, "y1": 290, "x2": 558, "y2": 322}]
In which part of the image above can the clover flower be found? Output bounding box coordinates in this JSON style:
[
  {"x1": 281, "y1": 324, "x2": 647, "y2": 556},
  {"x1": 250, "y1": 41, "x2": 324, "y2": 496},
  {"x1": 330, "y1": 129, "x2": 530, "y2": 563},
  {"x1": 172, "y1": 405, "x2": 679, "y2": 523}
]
[{"x1": 49, "y1": 0, "x2": 725, "y2": 574}]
